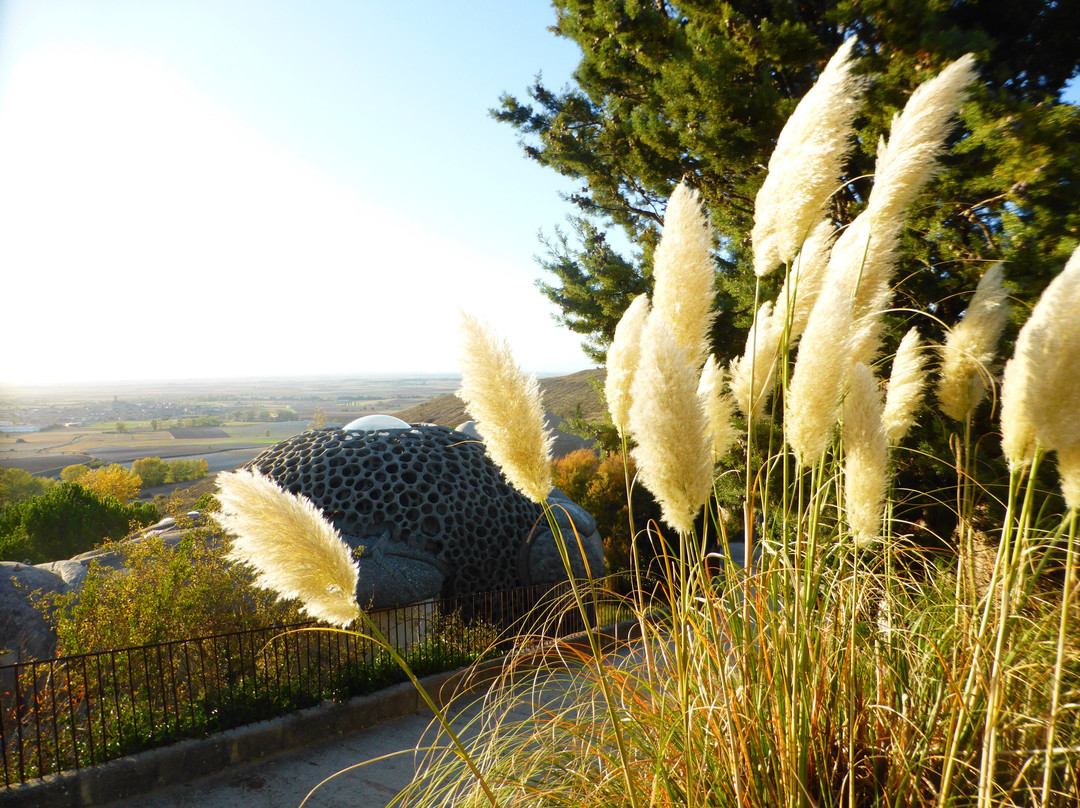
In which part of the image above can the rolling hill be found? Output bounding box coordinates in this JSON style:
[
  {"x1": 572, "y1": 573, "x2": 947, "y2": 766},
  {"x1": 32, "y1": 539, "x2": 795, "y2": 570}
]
[{"x1": 392, "y1": 368, "x2": 607, "y2": 428}]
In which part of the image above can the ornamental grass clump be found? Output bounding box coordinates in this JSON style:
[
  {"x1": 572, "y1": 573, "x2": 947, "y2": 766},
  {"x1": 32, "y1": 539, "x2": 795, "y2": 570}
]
[{"x1": 398, "y1": 45, "x2": 1078, "y2": 808}]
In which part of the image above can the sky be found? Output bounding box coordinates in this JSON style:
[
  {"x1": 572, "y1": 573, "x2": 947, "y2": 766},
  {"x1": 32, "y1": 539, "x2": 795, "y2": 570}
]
[{"x1": 0, "y1": 0, "x2": 592, "y2": 386}]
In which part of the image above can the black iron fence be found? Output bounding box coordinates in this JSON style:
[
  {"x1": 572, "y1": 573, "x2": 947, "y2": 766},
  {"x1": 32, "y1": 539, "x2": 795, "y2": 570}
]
[{"x1": 0, "y1": 582, "x2": 622, "y2": 787}]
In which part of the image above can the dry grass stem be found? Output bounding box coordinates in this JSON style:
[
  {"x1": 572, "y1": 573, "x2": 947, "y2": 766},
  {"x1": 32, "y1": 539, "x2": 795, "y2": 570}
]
[
  {"x1": 457, "y1": 312, "x2": 554, "y2": 504},
  {"x1": 751, "y1": 38, "x2": 865, "y2": 277},
  {"x1": 215, "y1": 469, "x2": 360, "y2": 628},
  {"x1": 605, "y1": 293, "x2": 651, "y2": 437},
  {"x1": 650, "y1": 182, "x2": 716, "y2": 370},
  {"x1": 629, "y1": 311, "x2": 712, "y2": 534},
  {"x1": 883, "y1": 327, "x2": 928, "y2": 444},
  {"x1": 936, "y1": 262, "x2": 1010, "y2": 421}
]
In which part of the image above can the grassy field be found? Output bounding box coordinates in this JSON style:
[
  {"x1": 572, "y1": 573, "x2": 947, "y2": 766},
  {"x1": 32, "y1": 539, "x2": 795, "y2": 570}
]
[{"x1": 0, "y1": 371, "x2": 598, "y2": 477}]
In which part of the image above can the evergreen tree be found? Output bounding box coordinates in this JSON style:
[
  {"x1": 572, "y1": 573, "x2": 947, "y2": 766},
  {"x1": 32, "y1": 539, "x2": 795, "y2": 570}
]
[{"x1": 495, "y1": 0, "x2": 1080, "y2": 364}]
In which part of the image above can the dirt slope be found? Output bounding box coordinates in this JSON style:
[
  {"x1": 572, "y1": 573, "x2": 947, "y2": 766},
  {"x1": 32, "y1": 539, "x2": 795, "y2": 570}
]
[{"x1": 393, "y1": 369, "x2": 607, "y2": 428}]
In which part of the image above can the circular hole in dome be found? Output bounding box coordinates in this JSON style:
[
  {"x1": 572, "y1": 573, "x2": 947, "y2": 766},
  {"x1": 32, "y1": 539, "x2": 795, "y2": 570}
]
[{"x1": 421, "y1": 516, "x2": 440, "y2": 536}]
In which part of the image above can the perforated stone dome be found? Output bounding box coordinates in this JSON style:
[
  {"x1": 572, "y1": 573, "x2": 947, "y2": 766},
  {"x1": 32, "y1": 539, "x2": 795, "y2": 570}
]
[{"x1": 245, "y1": 424, "x2": 553, "y2": 604}]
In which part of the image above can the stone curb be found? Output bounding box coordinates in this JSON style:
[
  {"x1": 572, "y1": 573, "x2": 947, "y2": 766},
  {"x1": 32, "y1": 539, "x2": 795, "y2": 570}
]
[{"x1": 0, "y1": 619, "x2": 641, "y2": 808}]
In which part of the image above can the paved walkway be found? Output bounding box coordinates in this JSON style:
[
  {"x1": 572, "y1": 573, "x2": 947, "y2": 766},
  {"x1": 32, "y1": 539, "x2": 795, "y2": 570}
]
[{"x1": 99, "y1": 668, "x2": 577, "y2": 808}]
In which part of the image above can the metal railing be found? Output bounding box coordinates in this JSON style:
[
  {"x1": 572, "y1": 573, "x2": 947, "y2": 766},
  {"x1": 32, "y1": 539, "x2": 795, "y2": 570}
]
[{"x1": 0, "y1": 582, "x2": 621, "y2": 787}]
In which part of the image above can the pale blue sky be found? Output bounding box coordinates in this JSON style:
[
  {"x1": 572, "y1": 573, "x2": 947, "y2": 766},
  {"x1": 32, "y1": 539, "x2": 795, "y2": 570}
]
[
  {"x1": 0, "y1": 1, "x2": 590, "y2": 384},
  {"x1": 1, "y1": 3, "x2": 1075, "y2": 387}
]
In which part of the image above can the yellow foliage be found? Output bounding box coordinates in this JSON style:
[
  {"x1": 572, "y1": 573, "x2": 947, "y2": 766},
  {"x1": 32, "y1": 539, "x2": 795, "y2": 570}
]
[{"x1": 77, "y1": 464, "x2": 142, "y2": 503}]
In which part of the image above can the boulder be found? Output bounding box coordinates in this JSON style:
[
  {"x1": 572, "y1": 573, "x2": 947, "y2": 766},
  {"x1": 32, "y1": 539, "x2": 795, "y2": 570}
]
[{"x1": 0, "y1": 562, "x2": 65, "y2": 661}]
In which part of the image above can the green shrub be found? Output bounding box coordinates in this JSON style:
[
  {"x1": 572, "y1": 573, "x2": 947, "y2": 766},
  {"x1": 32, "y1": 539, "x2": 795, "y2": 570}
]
[
  {"x1": 44, "y1": 518, "x2": 301, "y2": 654},
  {"x1": 0, "y1": 483, "x2": 158, "y2": 563}
]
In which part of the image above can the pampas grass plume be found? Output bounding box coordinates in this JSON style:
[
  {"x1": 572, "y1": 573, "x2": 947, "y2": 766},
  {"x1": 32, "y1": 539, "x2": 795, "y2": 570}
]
[
  {"x1": 882, "y1": 327, "x2": 928, "y2": 445},
  {"x1": 869, "y1": 55, "x2": 978, "y2": 226},
  {"x1": 629, "y1": 312, "x2": 712, "y2": 535},
  {"x1": 605, "y1": 294, "x2": 650, "y2": 437},
  {"x1": 457, "y1": 312, "x2": 553, "y2": 504},
  {"x1": 730, "y1": 301, "x2": 784, "y2": 421},
  {"x1": 651, "y1": 182, "x2": 716, "y2": 370},
  {"x1": 843, "y1": 362, "x2": 888, "y2": 547},
  {"x1": 786, "y1": 272, "x2": 855, "y2": 466},
  {"x1": 825, "y1": 55, "x2": 977, "y2": 367},
  {"x1": 776, "y1": 218, "x2": 836, "y2": 341},
  {"x1": 698, "y1": 354, "x2": 739, "y2": 462},
  {"x1": 1001, "y1": 246, "x2": 1080, "y2": 492},
  {"x1": 752, "y1": 38, "x2": 865, "y2": 277},
  {"x1": 215, "y1": 469, "x2": 360, "y2": 628},
  {"x1": 936, "y1": 263, "x2": 1009, "y2": 421}
]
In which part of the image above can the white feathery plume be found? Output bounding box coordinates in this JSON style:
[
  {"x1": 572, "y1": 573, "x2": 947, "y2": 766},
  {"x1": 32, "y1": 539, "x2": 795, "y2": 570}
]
[
  {"x1": 730, "y1": 300, "x2": 785, "y2": 421},
  {"x1": 1001, "y1": 246, "x2": 1080, "y2": 487},
  {"x1": 882, "y1": 327, "x2": 928, "y2": 445},
  {"x1": 629, "y1": 311, "x2": 713, "y2": 535},
  {"x1": 698, "y1": 354, "x2": 739, "y2": 462},
  {"x1": 775, "y1": 218, "x2": 837, "y2": 341},
  {"x1": 605, "y1": 294, "x2": 651, "y2": 437},
  {"x1": 215, "y1": 469, "x2": 360, "y2": 628},
  {"x1": 936, "y1": 263, "x2": 1010, "y2": 421},
  {"x1": 842, "y1": 362, "x2": 889, "y2": 547},
  {"x1": 868, "y1": 55, "x2": 979, "y2": 228},
  {"x1": 824, "y1": 55, "x2": 978, "y2": 367},
  {"x1": 752, "y1": 38, "x2": 866, "y2": 277},
  {"x1": 1058, "y1": 446, "x2": 1080, "y2": 512},
  {"x1": 731, "y1": 220, "x2": 837, "y2": 422},
  {"x1": 785, "y1": 268, "x2": 855, "y2": 467},
  {"x1": 457, "y1": 313, "x2": 553, "y2": 504},
  {"x1": 651, "y1": 182, "x2": 716, "y2": 370},
  {"x1": 1000, "y1": 351, "x2": 1034, "y2": 471}
]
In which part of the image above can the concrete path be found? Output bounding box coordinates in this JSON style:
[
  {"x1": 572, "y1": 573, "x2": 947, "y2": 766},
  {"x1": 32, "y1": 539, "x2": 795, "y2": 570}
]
[{"x1": 97, "y1": 669, "x2": 575, "y2": 808}]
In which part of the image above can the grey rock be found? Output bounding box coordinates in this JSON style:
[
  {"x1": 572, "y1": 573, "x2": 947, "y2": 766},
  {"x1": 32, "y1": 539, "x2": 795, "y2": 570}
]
[
  {"x1": 0, "y1": 562, "x2": 64, "y2": 661},
  {"x1": 36, "y1": 560, "x2": 88, "y2": 593},
  {"x1": 524, "y1": 527, "x2": 605, "y2": 584}
]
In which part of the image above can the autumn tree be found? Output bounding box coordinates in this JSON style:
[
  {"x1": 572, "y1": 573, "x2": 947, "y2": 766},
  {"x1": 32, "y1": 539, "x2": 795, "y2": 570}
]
[{"x1": 77, "y1": 464, "x2": 142, "y2": 503}]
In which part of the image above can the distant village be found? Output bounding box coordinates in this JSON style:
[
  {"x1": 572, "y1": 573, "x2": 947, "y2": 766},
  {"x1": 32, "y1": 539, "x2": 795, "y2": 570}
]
[{"x1": 0, "y1": 399, "x2": 229, "y2": 432}]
